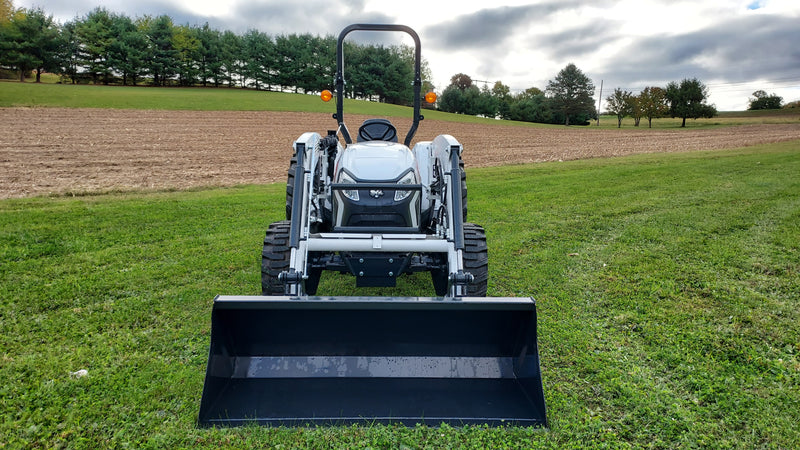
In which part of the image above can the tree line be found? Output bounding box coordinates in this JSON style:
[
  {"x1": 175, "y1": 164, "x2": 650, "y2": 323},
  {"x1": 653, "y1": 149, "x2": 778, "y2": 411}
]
[
  {"x1": 438, "y1": 66, "x2": 726, "y2": 128},
  {"x1": 0, "y1": 5, "x2": 432, "y2": 104},
  {"x1": 439, "y1": 64, "x2": 598, "y2": 126},
  {"x1": 605, "y1": 79, "x2": 717, "y2": 128}
]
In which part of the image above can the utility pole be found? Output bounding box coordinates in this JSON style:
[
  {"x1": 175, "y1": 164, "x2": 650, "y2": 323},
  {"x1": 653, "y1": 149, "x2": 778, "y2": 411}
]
[{"x1": 596, "y1": 79, "x2": 603, "y2": 126}]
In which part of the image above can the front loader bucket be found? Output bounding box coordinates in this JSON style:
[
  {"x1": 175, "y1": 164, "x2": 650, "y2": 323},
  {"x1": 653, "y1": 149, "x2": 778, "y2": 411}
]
[{"x1": 198, "y1": 296, "x2": 546, "y2": 427}]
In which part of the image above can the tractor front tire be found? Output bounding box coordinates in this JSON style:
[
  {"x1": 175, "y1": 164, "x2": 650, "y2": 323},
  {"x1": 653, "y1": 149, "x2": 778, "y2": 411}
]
[
  {"x1": 261, "y1": 220, "x2": 292, "y2": 295},
  {"x1": 463, "y1": 223, "x2": 488, "y2": 296},
  {"x1": 430, "y1": 223, "x2": 488, "y2": 297},
  {"x1": 261, "y1": 220, "x2": 322, "y2": 295}
]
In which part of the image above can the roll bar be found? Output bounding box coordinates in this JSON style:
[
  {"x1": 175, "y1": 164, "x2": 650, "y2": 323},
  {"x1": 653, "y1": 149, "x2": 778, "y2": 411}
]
[{"x1": 334, "y1": 24, "x2": 423, "y2": 147}]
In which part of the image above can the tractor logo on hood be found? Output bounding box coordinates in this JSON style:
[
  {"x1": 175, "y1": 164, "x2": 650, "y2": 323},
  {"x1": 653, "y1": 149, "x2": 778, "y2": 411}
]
[{"x1": 369, "y1": 189, "x2": 384, "y2": 199}]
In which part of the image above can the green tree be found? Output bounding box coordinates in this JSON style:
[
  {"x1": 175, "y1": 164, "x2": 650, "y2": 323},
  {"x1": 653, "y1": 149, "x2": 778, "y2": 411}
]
[
  {"x1": 748, "y1": 90, "x2": 783, "y2": 110},
  {"x1": 438, "y1": 83, "x2": 466, "y2": 113},
  {"x1": 58, "y1": 20, "x2": 81, "y2": 83},
  {"x1": 439, "y1": 73, "x2": 486, "y2": 115},
  {"x1": 546, "y1": 63, "x2": 596, "y2": 126},
  {"x1": 638, "y1": 86, "x2": 669, "y2": 128},
  {"x1": 195, "y1": 23, "x2": 223, "y2": 87},
  {"x1": 629, "y1": 95, "x2": 643, "y2": 127},
  {"x1": 241, "y1": 28, "x2": 274, "y2": 90},
  {"x1": 145, "y1": 15, "x2": 178, "y2": 86},
  {"x1": 173, "y1": 24, "x2": 201, "y2": 86},
  {"x1": 519, "y1": 87, "x2": 544, "y2": 98},
  {"x1": 606, "y1": 88, "x2": 633, "y2": 128},
  {"x1": 0, "y1": 8, "x2": 61, "y2": 82},
  {"x1": 508, "y1": 90, "x2": 552, "y2": 123},
  {"x1": 665, "y1": 78, "x2": 716, "y2": 127},
  {"x1": 218, "y1": 30, "x2": 241, "y2": 87},
  {"x1": 492, "y1": 81, "x2": 512, "y2": 119},
  {"x1": 108, "y1": 13, "x2": 147, "y2": 85},
  {"x1": 438, "y1": 83, "x2": 481, "y2": 115},
  {"x1": 274, "y1": 33, "x2": 304, "y2": 92},
  {"x1": 383, "y1": 44, "x2": 418, "y2": 105},
  {"x1": 343, "y1": 43, "x2": 415, "y2": 104},
  {"x1": 295, "y1": 34, "x2": 336, "y2": 95},
  {"x1": 76, "y1": 8, "x2": 114, "y2": 84},
  {"x1": 475, "y1": 84, "x2": 499, "y2": 118}
]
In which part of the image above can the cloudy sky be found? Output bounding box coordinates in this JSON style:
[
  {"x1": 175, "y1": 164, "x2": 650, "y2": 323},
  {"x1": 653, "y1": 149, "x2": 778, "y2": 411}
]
[{"x1": 17, "y1": 0, "x2": 800, "y2": 110}]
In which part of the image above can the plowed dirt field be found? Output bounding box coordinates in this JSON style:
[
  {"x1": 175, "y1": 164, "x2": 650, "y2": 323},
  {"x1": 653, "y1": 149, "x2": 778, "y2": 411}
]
[{"x1": 2, "y1": 107, "x2": 799, "y2": 198}]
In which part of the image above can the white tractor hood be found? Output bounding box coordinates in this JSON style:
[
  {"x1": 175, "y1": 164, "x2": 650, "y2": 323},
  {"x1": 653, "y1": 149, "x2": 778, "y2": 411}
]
[{"x1": 337, "y1": 141, "x2": 418, "y2": 181}]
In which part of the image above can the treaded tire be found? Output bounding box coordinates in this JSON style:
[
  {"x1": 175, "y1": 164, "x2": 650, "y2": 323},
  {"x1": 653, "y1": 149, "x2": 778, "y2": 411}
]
[
  {"x1": 463, "y1": 222, "x2": 488, "y2": 296},
  {"x1": 429, "y1": 223, "x2": 488, "y2": 297},
  {"x1": 261, "y1": 220, "x2": 291, "y2": 295},
  {"x1": 261, "y1": 220, "x2": 322, "y2": 295}
]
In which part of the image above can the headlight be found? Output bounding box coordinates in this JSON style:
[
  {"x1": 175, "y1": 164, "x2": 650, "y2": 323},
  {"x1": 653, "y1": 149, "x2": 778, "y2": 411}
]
[
  {"x1": 394, "y1": 172, "x2": 416, "y2": 201},
  {"x1": 338, "y1": 171, "x2": 359, "y2": 201}
]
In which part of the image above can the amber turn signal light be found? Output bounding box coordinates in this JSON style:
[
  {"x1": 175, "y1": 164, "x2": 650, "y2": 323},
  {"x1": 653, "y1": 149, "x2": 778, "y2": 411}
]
[
  {"x1": 320, "y1": 90, "x2": 333, "y2": 102},
  {"x1": 424, "y1": 91, "x2": 437, "y2": 104}
]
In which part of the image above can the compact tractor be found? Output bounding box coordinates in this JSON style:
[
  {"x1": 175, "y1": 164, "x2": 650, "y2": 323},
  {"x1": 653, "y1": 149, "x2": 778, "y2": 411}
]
[{"x1": 198, "y1": 24, "x2": 546, "y2": 427}]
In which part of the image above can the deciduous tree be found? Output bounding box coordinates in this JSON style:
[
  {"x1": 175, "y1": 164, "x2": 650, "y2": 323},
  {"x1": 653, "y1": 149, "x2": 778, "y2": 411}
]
[
  {"x1": 1, "y1": 0, "x2": 14, "y2": 23},
  {"x1": 450, "y1": 73, "x2": 472, "y2": 90},
  {"x1": 173, "y1": 24, "x2": 201, "y2": 86},
  {"x1": 748, "y1": 90, "x2": 782, "y2": 110},
  {"x1": 665, "y1": 78, "x2": 716, "y2": 127},
  {"x1": 606, "y1": 88, "x2": 633, "y2": 128},
  {"x1": 638, "y1": 86, "x2": 668, "y2": 128}
]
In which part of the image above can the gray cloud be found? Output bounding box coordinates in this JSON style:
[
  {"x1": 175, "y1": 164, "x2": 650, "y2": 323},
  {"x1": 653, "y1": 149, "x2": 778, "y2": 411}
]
[
  {"x1": 592, "y1": 14, "x2": 800, "y2": 92},
  {"x1": 536, "y1": 21, "x2": 623, "y2": 59},
  {"x1": 27, "y1": 0, "x2": 394, "y2": 38},
  {"x1": 422, "y1": 2, "x2": 584, "y2": 51},
  {"x1": 225, "y1": 0, "x2": 393, "y2": 36}
]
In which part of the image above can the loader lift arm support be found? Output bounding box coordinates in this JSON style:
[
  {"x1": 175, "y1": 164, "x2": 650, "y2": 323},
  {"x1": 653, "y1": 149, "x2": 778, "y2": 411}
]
[{"x1": 335, "y1": 24, "x2": 423, "y2": 147}]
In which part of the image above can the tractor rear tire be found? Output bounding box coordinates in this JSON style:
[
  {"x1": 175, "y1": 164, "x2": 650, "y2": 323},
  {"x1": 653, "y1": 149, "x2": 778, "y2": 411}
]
[
  {"x1": 463, "y1": 223, "x2": 488, "y2": 296},
  {"x1": 261, "y1": 221, "x2": 291, "y2": 295}
]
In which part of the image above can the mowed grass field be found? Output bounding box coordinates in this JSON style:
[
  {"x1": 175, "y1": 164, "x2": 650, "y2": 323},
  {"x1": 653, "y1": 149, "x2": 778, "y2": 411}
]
[
  {"x1": 1, "y1": 83, "x2": 799, "y2": 448},
  {"x1": 3, "y1": 80, "x2": 799, "y2": 127}
]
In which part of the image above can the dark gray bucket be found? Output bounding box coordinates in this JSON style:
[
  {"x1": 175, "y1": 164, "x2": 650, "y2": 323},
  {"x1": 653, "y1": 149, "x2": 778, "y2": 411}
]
[{"x1": 198, "y1": 295, "x2": 546, "y2": 427}]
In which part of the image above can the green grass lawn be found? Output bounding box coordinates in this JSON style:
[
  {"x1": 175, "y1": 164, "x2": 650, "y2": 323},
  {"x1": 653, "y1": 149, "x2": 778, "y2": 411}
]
[
  {"x1": 0, "y1": 81, "x2": 523, "y2": 126},
  {"x1": 4, "y1": 81, "x2": 797, "y2": 128},
  {"x1": 2, "y1": 141, "x2": 798, "y2": 448}
]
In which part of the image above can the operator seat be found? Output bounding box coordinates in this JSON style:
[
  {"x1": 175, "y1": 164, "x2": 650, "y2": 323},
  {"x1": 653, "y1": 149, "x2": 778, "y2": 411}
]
[{"x1": 357, "y1": 118, "x2": 398, "y2": 143}]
